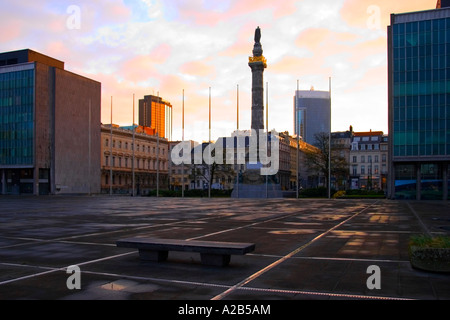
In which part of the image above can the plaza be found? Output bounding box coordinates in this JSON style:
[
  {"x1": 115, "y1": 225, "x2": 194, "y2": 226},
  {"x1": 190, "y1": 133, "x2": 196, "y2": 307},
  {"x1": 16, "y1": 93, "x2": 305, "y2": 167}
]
[{"x1": 0, "y1": 196, "x2": 449, "y2": 302}]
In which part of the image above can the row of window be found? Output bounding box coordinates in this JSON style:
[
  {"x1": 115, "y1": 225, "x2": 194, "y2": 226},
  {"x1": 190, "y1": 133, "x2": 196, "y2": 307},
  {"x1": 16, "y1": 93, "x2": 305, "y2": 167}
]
[
  {"x1": 351, "y1": 155, "x2": 387, "y2": 163},
  {"x1": 351, "y1": 144, "x2": 384, "y2": 151},
  {"x1": 394, "y1": 44, "x2": 450, "y2": 60},
  {"x1": 394, "y1": 144, "x2": 450, "y2": 157},
  {"x1": 394, "y1": 81, "x2": 450, "y2": 96},
  {"x1": 104, "y1": 138, "x2": 166, "y2": 155},
  {"x1": 351, "y1": 164, "x2": 387, "y2": 176},
  {"x1": 104, "y1": 174, "x2": 165, "y2": 187},
  {"x1": 104, "y1": 155, "x2": 168, "y2": 171}
]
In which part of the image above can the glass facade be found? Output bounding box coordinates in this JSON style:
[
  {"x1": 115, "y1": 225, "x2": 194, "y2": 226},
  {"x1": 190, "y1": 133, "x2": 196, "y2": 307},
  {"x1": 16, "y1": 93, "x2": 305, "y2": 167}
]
[
  {"x1": 0, "y1": 67, "x2": 34, "y2": 166},
  {"x1": 294, "y1": 91, "x2": 331, "y2": 145},
  {"x1": 392, "y1": 18, "x2": 450, "y2": 157}
]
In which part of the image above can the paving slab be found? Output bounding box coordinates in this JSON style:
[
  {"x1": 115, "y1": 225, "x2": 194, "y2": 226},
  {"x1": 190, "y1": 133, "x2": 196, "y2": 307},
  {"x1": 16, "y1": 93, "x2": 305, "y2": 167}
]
[{"x1": 0, "y1": 196, "x2": 448, "y2": 304}]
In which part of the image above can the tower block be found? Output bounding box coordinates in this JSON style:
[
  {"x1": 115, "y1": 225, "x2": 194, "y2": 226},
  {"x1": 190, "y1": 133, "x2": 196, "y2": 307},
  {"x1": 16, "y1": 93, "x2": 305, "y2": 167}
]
[{"x1": 249, "y1": 26, "x2": 267, "y2": 131}]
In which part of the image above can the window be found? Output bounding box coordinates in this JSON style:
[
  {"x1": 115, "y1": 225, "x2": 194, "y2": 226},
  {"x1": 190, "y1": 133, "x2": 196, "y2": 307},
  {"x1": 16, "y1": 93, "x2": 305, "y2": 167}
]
[
  {"x1": 361, "y1": 156, "x2": 365, "y2": 163},
  {"x1": 353, "y1": 156, "x2": 357, "y2": 163},
  {"x1": 361, "y1": 166, "x2": 365, "y2": 175}
]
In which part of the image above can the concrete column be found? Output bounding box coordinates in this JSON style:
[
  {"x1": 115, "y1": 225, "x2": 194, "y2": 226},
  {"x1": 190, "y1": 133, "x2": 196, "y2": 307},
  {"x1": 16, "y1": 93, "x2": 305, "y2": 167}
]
[
  {"x1": 416, "y1": 164, "x2": 421, "y2": 201},
  {"x1": 34, "y1": 167, "x2": 39, "y2": 196},
  {"x1": 1, "y1": 169, "x2": 5, "y2": 195},
  {"x1": 443, "y1": 164, "x2": 448, "y2": 201}
]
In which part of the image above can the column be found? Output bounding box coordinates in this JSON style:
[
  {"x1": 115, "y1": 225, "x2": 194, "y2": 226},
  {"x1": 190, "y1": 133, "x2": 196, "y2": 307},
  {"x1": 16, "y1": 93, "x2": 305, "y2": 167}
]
[
  {"x1": 416, "y1": 164, "x2": 421, "y2": 201},
  {"x1": 1, "y1": 169, "x2": 5, "y2": 195},
  {"x1": 443, "y1": 163, "x2": 448, "y2": 201},
  {"x1": 34, "y1": 167, "x2": 39, "y2": 196}
]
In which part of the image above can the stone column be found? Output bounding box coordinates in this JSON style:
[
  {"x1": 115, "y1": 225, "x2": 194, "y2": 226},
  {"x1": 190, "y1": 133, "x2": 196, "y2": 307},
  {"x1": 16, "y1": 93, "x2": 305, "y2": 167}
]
[
  {"x1": 1, "y1": 169, "x2": 5, "y2": 195},
  {"x1": 443, "y1": 163, "x2": 448, "y2": 201},
  {"x1": 249, "y1": 27, "x2": 267, "y2": 131}
]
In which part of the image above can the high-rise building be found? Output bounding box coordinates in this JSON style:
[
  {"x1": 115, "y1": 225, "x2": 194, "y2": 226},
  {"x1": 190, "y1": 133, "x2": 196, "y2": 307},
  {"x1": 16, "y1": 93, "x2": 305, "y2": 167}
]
[
  {"x1": 0, "y1": 49, "x2": 101, "y2": 195},
  {"x1": 138, "y1": 95, "x2": 172, "y2": 140},
  {"x1": 294, "y1": 89, "x2": 331, "y2": 145},
  {"x1": 388, "y1": 4, "x2": 450, "y2": 200}
]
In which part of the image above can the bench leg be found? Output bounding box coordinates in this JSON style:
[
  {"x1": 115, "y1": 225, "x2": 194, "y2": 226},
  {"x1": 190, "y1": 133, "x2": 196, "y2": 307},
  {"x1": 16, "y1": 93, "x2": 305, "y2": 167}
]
[
  {"x1": 200, "y1": 253, "x2": 231, "y2": 267},
  {"x1": 139, "y1": 250, "x2": 168, "y2": 262}
]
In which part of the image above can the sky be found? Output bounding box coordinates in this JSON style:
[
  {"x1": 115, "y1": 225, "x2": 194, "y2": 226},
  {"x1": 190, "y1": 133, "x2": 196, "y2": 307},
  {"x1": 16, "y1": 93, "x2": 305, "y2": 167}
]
[{"x1": 0, "y1": 0, "x2": 435, "y2": 143}]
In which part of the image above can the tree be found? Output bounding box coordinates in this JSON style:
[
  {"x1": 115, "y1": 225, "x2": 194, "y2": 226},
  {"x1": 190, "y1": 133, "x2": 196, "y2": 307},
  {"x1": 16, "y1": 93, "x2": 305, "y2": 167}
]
[{"x1": 304, "y1": 132, "x2": 349, "y2": 195}]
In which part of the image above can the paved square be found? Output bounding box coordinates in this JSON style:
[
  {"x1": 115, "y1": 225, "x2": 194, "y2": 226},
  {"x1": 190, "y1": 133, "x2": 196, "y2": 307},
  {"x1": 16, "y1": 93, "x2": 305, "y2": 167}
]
[{"x1": 0, "y1": 196, "x2": 449, "y2": 300}]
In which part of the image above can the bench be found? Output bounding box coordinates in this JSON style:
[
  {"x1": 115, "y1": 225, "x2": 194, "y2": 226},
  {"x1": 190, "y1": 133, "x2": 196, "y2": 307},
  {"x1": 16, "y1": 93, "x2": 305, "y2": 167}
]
[{"x1": 116, "y1": 238, "x2": 255, "y2": 267}]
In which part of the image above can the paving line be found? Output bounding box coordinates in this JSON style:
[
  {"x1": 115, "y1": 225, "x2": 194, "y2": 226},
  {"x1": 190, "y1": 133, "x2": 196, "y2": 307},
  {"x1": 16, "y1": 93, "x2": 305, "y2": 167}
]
[
  {"x1": 211, "y1": 201, "x2": 381, "y2": 301},
  {"x1": 247, "y1": 253, "x2": 410, "y2": 264},
  {"x1": 0, "y1": 251, "x2": 135, "y2": 286},
  {"x1": 238, "y1": 286, "x2": 415, "y2": 300}
]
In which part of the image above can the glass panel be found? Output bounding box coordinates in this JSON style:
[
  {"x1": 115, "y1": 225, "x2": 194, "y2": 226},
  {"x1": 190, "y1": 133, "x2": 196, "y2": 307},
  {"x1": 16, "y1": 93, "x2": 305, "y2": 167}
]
[
  {"x1": 0, "y1": 69, "x2": 34, "y2": 166},
  {"x1": 395, "y1": 164, "x2": 416, "y2": 200},
  {"x1": 421, "y1": 163, "x2": 443, "y2": 200}
]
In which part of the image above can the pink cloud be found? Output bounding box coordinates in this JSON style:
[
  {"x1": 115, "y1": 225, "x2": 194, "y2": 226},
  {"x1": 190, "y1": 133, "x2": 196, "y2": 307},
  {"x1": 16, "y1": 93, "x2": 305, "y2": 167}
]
[{"x1": 180, "y1": 60, "x2": 216, "y2": 77}]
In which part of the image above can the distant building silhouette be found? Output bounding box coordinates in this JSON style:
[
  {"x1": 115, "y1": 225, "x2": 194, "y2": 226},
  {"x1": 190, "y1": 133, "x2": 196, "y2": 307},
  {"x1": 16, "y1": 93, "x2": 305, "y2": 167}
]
[{"x1": 294, "y1": 89, "x2": 331, "y2": 145}]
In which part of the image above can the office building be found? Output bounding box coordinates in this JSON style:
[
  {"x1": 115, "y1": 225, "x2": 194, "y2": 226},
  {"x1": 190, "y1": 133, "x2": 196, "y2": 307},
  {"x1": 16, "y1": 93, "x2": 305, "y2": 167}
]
[
  {"x1": 0, "y1": 49, "x2": 101, "y2": 195},
  {"x1": 139, "y1": 95, "x2": 172, "y2": 140},
  {"x1": 388, "y1": 3, "x2": 450, "y2": 200},
  {"x1": 101, "y1": 124, "x2": 169, "y2": 195},
  {"x1": 294, "y1": 88, "x2": 331, "y2": 145}
]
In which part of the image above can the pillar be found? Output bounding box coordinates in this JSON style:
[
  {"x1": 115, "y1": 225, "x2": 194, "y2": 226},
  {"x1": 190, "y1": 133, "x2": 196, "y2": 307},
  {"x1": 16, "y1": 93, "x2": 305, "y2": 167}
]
[
  {"x1": 416, "y1": 164, "x2": 421, "y2": 201},
  {"x1": 1, "y1": 169, "x2": 5, "y2": 195},
  {"x1": 443, "y1": 163, "x2": 448, "y2": 201}
]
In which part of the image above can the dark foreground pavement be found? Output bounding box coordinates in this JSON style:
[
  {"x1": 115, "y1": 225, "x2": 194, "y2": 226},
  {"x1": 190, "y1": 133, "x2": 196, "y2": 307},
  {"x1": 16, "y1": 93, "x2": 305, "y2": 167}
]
[{"x1": 0, "y1": 196, "x2": 449, "y2": 303}]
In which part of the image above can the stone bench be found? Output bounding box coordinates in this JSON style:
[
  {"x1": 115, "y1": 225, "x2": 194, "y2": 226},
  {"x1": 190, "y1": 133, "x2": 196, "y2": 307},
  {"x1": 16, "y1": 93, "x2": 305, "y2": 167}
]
[{"x1": 116, "y1": 238, "x2": 256, "y2": 267}]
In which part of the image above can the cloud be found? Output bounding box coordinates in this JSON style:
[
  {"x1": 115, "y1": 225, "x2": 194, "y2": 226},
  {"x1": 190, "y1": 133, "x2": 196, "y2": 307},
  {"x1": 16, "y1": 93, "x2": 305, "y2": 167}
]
[{"x1": 4, "y1": 0, "x2": 440, "y2": 141}]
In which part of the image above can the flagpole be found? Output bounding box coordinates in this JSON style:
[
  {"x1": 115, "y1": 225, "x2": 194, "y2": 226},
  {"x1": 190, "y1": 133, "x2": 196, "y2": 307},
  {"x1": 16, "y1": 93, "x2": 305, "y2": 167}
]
[
  {"x1": 296, "y1": 80, "x2": 300, "y2": 199},
  {"x1": 132, "y1": 94, "x2": 135, "y2": 197},
  {"x1": 236, "y1": 84, "x2": 239, "y2": 198},
  {"x1": 208, "y1": 87, "x2": 211, "y2": 199},
  {"x1": 157, "y1": 92, "x2": 160, "y2": 198},
  {"x1": 110, "y1": 96, "x2": 113, "y2": 196},
  {"x1": 328, "y1": 77, "x2": 332, "y2": 199},
  {"x1": 182, "y1": 89, "x2": 185, "y2": 198},
  {"x1": 266, "y1": 82, "x2": 268, "y2": 199}
]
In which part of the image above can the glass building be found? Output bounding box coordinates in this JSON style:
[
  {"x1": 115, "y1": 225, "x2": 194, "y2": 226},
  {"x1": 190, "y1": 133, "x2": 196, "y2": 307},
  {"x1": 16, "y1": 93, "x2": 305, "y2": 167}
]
[
  {"x1": 0, "y1": 49, "x2": 101, "y2": 195},
  {"x1": 294, "y1": 89, "x2": 331, "y2": 145},
  {"x1": 388, "y1": 5, "x2": 450, "y2": 200}
]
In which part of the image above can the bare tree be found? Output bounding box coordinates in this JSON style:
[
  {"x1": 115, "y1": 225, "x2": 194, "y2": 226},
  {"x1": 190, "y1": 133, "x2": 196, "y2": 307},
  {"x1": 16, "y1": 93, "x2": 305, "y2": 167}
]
[{"x1": 304, "y1": 132, "x2": 349, "y2": 194}]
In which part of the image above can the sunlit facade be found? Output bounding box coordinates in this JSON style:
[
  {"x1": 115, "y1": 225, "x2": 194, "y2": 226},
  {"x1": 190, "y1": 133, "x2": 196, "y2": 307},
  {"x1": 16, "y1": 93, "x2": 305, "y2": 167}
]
[
  {"x1": 139, "y1": 95, "x2": 173, "y2": 140},
  {"x1": 388, "y1": 6, "x2": 450, "y2": 200},
  {"x1": 0, "y1": 49, "x2": 101, "y2": 195}
]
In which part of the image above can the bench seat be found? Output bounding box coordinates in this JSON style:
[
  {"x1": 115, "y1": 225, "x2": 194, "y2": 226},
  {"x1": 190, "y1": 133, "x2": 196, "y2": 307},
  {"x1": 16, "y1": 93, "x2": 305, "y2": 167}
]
[{"x1": 116, "y1": 238, "x2": 255, "y2": 267}]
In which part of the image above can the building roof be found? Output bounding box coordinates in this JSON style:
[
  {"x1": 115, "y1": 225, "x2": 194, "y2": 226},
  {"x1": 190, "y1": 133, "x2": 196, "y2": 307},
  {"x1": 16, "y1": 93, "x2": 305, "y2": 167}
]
[
  {"x1": 0, "y1": 49, "x2": 64, "y2": 69},
  {"x1": 353, "y1": 131, "x2": 384, "y2": 137}
]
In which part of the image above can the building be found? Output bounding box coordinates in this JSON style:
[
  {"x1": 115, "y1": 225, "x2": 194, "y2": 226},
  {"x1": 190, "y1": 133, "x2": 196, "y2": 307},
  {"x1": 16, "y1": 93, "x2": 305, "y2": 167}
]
[
  {"x1": 331, "y1": 128, "x2": 354, "y2": 190},
  {"x1": 294, "y1": 88, "x2": 331, "y2": 145},
  {"x1": 101, "y1": 124, "x2": 169, "y2": 195},
  {"x1": 0, "y1": 49, "x2": 101, "y2": 195},
  {"x1": 388, "y1": 3, "x2": 450, "y2": 200},
  {"x1": 139, "y1": 95, "x2": 173, "y2": 140},
  {"x1": 350, "y1": 131, "x2": 388, "y2": 191},
  {"x1": 277, "y1": 132, "x2": 322, "y2": 191}
]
